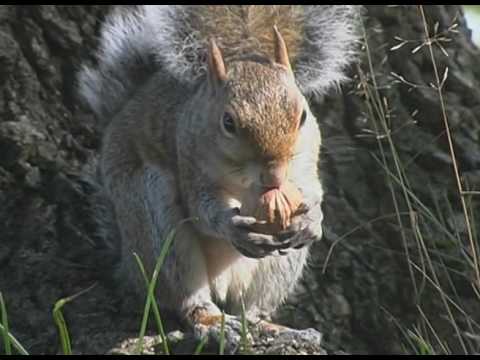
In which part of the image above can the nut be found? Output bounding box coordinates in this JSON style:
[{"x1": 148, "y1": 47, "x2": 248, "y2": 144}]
[{"x1": 241, "y1": 182, "x2": 303, "y2": 234}]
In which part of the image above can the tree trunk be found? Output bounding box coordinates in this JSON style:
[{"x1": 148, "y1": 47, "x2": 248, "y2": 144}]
[{"x1": 0, "y1": 5, "x2": 478, "y2": 355}]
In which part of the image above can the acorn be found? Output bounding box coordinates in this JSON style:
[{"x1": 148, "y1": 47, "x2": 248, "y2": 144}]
[{"x1": 241, "y1": 182, "x2": 303, "y2": 234}]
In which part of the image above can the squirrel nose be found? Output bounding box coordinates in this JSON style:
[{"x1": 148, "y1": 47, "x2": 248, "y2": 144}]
[{"x1": 260, "y1": 163, "x2": 287, "y2": 189}]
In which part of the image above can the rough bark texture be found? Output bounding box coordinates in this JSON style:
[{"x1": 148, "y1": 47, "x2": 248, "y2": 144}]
[{"x1": 0, "y1": 5, "x2": 479, "y2": 354}]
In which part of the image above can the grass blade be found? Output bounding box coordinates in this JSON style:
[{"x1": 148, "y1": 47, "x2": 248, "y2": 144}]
[
  {"x1": 52, "y1": 283, "x2": 97, "y2": 355},
  {"x1": 0, "y1": 293, "x2": 11, "y2": 355},
  {"x1": 0, "y1": 324, "x2": 29, "y2": 356},
  {"x1": 194, "y1": 336, "x2": 208, "y2": 355},
  {"x1": 240, "y1": 297, "x2": 249, "y2": 353},
  {"x1": 53, "y1": 298, "x2": 72, "y2": 355},
  {"x1": 219, "y1": 312, "x2": 225, "y2": 355},
  {"x1": 135, "y1": 218, "x2": 196, "y2": 354},
  {"x1": 134, "y1": 253, "x2": 170, "y2": 355}
]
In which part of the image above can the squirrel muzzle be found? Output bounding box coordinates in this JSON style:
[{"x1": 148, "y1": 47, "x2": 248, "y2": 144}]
[{"x1": 260, "y1": 160, "x2": 288, "y2": 190}]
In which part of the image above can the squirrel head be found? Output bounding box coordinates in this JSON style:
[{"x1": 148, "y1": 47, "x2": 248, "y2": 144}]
[{"x1": 197, "y1": 27, "x2": 310, "y2": 194}]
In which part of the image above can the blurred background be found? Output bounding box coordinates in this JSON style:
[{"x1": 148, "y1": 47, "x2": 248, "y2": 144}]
[{"x1": 465, "y1": 5, "x2": 480, "y2": 44}]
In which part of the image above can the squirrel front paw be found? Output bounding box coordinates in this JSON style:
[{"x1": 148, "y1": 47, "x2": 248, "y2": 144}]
[
  {"x1": 277, "y1": 200, "x2": 323, "y2": 253},
  {"x1": 218, "y1": 209, "x2": 291, "y2": 258}
]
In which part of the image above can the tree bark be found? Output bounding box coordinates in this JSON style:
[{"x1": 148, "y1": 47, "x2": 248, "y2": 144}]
[{"x1": 0, "y1": 5, "x2": 478, "y2": 354}]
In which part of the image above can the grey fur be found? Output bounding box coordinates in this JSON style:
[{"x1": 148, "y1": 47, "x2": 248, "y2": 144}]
[
  {"x1": 78, "y1": 6, "x2": 159, "y2": 123},
  {"x1": 78, "y1": 5, "x2": 361, "y2": 123},
  {"x1": 295, "y1": 5, "x2": 360, "y2": 94}
]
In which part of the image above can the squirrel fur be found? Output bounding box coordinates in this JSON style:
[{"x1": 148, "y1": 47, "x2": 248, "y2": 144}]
[{"x1": 78, "y1": 5, "x2": 360, "y2": 345}]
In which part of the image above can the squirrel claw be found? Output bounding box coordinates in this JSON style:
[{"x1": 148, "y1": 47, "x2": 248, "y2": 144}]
[{"x1": 231, "y1": 214, "x2": 257, "y2": 228}]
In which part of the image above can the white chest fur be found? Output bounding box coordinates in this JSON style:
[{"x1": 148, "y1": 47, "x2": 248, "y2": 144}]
[{"x1": 200, "y1": 236, "x2": 260, "y2": 311}]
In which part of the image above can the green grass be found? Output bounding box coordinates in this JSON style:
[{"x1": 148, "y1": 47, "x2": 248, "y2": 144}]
[
  {"x1": 53, "y1": 298, "x2": 73, "y2": 355},
  {"x1": 240, "y1": 297, "x2": 249, "y2": 353},
  {"x1": 193, "y1": 335, "x2": 209, "y2": 355},
  {"x1": 133, "y1": 228, "x2": 177, "y2": 354},
  {"x1": 0, "y1": 292, "x2": 29, "y2": 356},
  {"x1": 52, "y1": 283, "x2": 97, "y2": 355},
  {"x1": 134, "y1": 217, "x2": 197, "y2": 355},
  {"x1": 1, "y1": 292, "x2": 12, "y2": 355},
  {"x1": 134, "y1": 253, "x2": 170, "y2": 355},
  {"x1": 407, "y1": 328, "x2": 436, "y2": 355}
]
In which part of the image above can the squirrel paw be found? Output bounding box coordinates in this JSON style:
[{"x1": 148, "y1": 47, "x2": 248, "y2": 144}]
[
  {"x1": 220, "y1": 209, "x2": 291, "y2": 258},
  {"x1": 276, "y1": 200, "x2": 322, "y2": 254}
]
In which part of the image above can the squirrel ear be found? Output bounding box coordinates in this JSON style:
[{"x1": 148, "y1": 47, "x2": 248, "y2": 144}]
[
  {"x1": 207, "y1": 39, "x2": 227, "y2": 86},
  {"x1": 273, "y1": 26, "x2": 292, "y2": 72}
]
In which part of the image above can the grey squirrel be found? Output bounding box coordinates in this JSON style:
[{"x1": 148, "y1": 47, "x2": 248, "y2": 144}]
[{"x1": 78, "y1": 5, "x2": 360, "y2": 351}]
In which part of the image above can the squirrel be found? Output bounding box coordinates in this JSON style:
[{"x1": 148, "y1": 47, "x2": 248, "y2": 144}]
[{"x1": 78, "y1": 5, "x2": 360, "y2": 351}]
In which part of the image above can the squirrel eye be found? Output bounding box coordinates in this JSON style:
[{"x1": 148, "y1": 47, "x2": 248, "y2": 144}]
[
  {"x1": 299, "y1": 110, "x2": 307, "y2": 128},
  {"x1": 221, "y1": 112, "x2": 236, "y2": 135}
]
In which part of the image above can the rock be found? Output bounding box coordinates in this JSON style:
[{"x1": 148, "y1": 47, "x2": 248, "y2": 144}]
[{"x1": 107, "y1": 326, "x2": 327, "y2": 355}]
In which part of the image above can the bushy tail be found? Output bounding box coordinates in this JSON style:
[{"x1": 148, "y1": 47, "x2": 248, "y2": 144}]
[
  {"x1": 78, "y1": 6, "x2": 160, "y2": 123},
  {"x1": 78, "y1": 5, "x2": 361, "y2": 123}
]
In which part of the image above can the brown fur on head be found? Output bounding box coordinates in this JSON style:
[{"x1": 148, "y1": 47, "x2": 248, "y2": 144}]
[
  {"x1": 226, "y1": 61, "x2": 302, "y2": 162},
  {"x1": 203, "y1": 28, "x2": 306, "y2": 193},
  {"x1": 193, "y1": 6, "x2": 305, "y2": 65}
]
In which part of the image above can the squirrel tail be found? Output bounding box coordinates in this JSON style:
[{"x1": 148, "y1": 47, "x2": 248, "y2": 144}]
[
  {"x1": 79, "y1": 6, "x2": 361, "y2": 123},
  {"x1": 78, "y1": 6, "x2": 161, "y2": 123}
]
